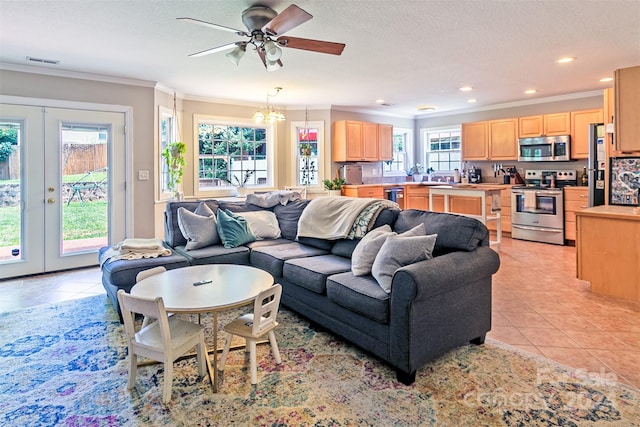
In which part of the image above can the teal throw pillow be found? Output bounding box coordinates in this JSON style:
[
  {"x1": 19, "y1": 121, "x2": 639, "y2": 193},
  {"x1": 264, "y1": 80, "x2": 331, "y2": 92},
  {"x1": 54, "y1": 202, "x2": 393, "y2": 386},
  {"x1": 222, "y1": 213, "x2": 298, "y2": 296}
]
[{"x1": 216, "y1": 209, "x2": 256, "y2": 248}]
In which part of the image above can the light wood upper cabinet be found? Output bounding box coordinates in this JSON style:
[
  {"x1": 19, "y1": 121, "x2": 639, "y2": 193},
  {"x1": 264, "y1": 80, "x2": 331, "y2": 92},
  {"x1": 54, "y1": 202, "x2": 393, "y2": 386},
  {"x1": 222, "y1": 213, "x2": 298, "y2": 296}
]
[
  {"x1": 462, "y1": 121, "x2": 489, "y2": 160},
  {"x1": 571, "y1": 109, "x2": 604, "y2": 159},
  {"x1": 488, "y1": 119, "x2": 518, "y2": 160},
  {"x1": 614, "y1": 65, "x2": 640, "y2": 153},
  {"x1": 362, "y1": 121, "x2": 379, "y2": 161},
  {"x1": 333, "y1": 120, "x2": 391, "y2": 162},
  {"x1": 518, "y1": 112, "x2": 570, "y2": 137},
  {"x1": 333, "y1": 120, "x2": 363, "y2": 161},
  {"x1": 378, "y1": 124, "x2": 393, "y2": 161}
]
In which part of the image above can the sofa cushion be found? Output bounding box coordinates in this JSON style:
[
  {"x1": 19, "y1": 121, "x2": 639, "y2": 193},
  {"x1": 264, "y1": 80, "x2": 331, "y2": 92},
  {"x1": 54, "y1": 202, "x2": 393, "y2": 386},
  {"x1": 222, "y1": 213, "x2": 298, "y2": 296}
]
[
  {"x1": 235, "y1": 210, "x2": 281, "y2": 240},
  {"x1": 272, "y1": 199, "x2": 310, "y2": 240},
  {"x1": 394, "y1": 209, "x2": 488, "y2": 254},
  {"x1": 296, "y1": 236, "x2": 334, "y2": 251},
  {"x1": 326, "y1": 272, "x2": 390, "y2": 324},
  {"x1": 250, "y1": 242, "x2": 330, "y2": 278},
  {"x1": 165, "y1": 199, "x2": 220, "y2": 247},
  {"x1": 216, "y1": 209, "x2": 256, "y2": 248},
  {"x1": 372, "y1": 233, "x2": 438, "y2": 293},
  {"x1": 173, "y1": 244, "x2": 250, "y2": 265},
  {"x1": 283, "y1": 255, "x2": 352, "y2": 294},
  {"x1": 177, "y1": 205, "x2": 219, "y2": 250}
]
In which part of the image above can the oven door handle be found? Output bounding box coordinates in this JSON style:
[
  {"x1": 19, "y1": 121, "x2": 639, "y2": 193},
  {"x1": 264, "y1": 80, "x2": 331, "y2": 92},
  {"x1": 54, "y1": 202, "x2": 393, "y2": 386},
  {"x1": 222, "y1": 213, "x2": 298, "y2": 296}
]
[
  {"x1": 512, "y1": 224, "x2": 564, "y2": 233},
  {"x1": 512, "y1": 190, "x2": 561, "y2": 196}
]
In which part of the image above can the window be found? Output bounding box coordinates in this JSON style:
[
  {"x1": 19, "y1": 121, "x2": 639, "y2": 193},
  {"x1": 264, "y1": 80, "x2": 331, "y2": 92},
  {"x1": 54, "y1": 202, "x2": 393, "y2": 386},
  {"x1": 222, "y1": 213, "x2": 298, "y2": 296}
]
[
  {"x1": 384, "y1": 128, "x2": 412, "y2": 175},
  {"x1": 196, "y1": 116, "x2": 272, "y2": 192},
  {"x1": 159, "y1": 108, "x2": 176, "y2": 196},
  {"x1": 423, "y1": 127, "x2": 461, "y2": 172},
  {"x1": 291, "y1": 120, "x2": 325, "y2": 187}
]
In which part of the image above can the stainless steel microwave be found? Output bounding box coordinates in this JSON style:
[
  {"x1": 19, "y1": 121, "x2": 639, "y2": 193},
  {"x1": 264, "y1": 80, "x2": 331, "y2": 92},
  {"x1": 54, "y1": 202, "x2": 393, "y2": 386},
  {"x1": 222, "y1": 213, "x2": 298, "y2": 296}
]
[{"x1": 518, "y1": 135, "x2": 571, "y2": 162}]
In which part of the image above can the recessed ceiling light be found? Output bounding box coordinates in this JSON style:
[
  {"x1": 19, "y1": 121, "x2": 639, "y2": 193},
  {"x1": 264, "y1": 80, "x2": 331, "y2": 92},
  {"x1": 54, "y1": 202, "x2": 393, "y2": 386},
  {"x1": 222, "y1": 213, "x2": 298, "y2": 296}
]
[
  {"x1": 557, "y1": 57, "x2": 575, "y2": 63},
  {"x1": 459, "y1": 86, "x2": 473, "y2": 92},
  {"x1": 375, "y1": 99, "x2": 385, "y2": 104},
  {"x1": 467, "y1": 99, "x2": 477, "y2": 103},
  {"x1": 416, "y1": 105, "x2": 436, "y2": 112},
  {"x1": 524, "y1": 89, "x2": 537, "y2": 95},
  {"x1": 600, "y1": 77, "x2": 613, "y2": 83}
]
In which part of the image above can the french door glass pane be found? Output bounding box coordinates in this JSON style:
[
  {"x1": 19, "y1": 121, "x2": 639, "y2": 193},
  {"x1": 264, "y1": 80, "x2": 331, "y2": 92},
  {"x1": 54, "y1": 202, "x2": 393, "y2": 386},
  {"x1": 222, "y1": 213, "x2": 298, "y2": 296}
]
[
  {"x1": 60, "y1": 123, "x2": 109, "y2": 254},
  {"x1": 0, "y1": 121, "x2": 21, "y2": 262}
]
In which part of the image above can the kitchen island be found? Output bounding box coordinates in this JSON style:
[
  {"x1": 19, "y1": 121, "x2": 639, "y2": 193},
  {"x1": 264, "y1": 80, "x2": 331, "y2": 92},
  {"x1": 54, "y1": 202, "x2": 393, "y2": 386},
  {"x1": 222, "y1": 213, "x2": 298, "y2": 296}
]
[
  {"x1": 576, "y1": 205, "x2": 640, "y2": 302},
  {"x1": 428, "y1": 185, "x2": 503, "y2": 249}
]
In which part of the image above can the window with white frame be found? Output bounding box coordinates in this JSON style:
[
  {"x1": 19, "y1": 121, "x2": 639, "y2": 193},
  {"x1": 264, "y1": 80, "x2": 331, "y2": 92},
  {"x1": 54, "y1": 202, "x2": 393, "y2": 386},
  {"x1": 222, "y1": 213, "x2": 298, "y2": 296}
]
[
  {"x1": 196, "y1": 116, "x2": 273, "y2": 191},
  {"x1": 423, "y1": 127, "x2": 461, "y2": 172},
  {"x1": 384, "y1": 128, "x2": 412, "y2": 175},
  {"x1": 291, "y1": 120, "x2": 324, "y2": 187},
  {"x1": 159, "y1": 108, "x2": 176, "y2": 195}
]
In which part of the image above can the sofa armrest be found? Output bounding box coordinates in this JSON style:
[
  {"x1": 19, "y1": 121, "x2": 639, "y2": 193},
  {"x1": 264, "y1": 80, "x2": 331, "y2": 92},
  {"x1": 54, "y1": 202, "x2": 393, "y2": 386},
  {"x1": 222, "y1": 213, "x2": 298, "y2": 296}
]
[{"x1": 391, "y1": 246, "x2": 500, "y2": 303}]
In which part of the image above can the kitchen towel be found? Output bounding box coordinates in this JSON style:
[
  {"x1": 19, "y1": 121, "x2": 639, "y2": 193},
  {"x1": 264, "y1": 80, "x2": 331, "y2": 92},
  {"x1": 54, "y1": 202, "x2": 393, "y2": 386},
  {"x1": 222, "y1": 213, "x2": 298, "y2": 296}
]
[{"x1": 524, "y1": 191, "x2": 537, "y2": 211}]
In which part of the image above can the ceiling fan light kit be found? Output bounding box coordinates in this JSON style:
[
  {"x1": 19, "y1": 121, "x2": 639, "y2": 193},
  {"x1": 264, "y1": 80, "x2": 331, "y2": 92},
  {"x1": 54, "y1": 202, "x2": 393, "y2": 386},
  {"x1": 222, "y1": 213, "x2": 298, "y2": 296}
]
[{"x1": 178, "y1": 3, "x2": 345, "y2": 71}]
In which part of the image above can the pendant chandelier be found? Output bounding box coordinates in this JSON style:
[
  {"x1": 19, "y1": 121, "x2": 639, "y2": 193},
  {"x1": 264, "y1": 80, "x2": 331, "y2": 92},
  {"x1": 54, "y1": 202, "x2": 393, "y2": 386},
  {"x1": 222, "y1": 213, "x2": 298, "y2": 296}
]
[{"x1": 253, "y1": 87, "x2": 286, "y2": 124}]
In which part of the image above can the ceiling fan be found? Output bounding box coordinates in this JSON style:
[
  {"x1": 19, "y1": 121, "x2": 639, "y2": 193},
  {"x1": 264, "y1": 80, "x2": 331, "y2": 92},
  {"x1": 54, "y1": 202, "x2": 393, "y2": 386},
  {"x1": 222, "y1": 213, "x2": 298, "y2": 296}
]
[{"x1": 177, "y1": 3, "x2": 346, "y2": 71}]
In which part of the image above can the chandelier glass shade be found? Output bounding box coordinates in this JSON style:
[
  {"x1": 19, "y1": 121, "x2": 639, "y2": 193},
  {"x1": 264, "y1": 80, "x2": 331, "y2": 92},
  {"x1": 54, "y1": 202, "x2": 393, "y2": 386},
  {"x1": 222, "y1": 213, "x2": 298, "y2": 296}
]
[{"x1": 253, "y1": 87, "x2": 285, "y2": 124}]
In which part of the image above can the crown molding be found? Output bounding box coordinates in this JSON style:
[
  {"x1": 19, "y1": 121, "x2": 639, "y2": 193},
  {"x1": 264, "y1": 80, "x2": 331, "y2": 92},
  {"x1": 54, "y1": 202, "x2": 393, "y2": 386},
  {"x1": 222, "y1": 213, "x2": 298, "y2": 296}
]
[
  {"x1": 416, "y1": 90, "x2": 604, "y2": 119},
  {"x1": 0, "y1": 62, "x2": 157, "y2": 88}
]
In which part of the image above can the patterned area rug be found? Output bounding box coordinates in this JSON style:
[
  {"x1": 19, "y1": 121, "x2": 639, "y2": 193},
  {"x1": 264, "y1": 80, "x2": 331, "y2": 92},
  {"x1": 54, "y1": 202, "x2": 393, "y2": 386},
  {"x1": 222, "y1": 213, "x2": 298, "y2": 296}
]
[{"x1": 1, "y1": 295, "x2": 639, "y2": 426}]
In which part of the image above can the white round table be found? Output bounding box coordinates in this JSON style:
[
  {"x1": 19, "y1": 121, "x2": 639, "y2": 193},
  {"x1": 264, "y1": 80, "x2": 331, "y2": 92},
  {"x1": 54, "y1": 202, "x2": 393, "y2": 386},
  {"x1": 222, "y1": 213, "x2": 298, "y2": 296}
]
[{"x1": 131, "y1": 264, "x2": 275, "y2": 392}]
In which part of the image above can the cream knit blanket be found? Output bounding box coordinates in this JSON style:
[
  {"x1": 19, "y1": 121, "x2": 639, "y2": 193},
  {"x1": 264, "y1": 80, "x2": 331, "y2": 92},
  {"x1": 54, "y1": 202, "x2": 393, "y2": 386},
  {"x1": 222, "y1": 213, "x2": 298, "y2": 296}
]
[{"x1": 99, "y1": 238, "x2": 171, "y2": 266}]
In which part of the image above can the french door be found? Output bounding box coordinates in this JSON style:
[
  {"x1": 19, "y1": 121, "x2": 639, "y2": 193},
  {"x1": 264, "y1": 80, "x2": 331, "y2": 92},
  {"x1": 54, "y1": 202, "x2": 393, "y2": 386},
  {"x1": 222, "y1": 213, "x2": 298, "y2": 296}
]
[{"x1": 0, "y1": 104, "x2": 127, "y2": 279}]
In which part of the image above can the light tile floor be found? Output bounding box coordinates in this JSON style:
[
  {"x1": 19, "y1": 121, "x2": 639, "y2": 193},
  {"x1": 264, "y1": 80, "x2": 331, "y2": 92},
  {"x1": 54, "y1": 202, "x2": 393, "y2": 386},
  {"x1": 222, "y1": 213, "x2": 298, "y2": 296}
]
[{"x1": 1, "y1": 237, "x2": 638, "y2": 389}]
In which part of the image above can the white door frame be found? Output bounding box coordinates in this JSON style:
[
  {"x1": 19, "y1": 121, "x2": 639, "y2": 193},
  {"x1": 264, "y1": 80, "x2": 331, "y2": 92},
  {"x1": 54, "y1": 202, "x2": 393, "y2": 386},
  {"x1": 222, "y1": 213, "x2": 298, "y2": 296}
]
[{"x1": 0, "y1": 95, "x2": 133, "y2": 276}]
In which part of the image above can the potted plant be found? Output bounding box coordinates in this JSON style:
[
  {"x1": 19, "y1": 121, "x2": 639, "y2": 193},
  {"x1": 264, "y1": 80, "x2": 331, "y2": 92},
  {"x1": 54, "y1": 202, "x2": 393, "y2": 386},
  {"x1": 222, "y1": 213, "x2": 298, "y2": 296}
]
[
  {"x1": 162, "y1": 141, "x2": 186, "y2": 199},
  {"x1": 226, "y1": 169, "x2": 255, "y2": 197},
  {"x1": 408, "y1": 163, "x2": 424, "y2": 182},
  {"x1": 322, "y1": 177, "x2": 346, "y2": 196}
]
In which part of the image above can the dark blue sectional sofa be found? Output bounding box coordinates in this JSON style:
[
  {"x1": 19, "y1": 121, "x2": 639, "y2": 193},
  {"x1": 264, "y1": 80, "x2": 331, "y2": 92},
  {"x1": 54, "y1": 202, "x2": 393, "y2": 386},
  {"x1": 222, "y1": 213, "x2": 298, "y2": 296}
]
[{"x1": 100, "y1": 197, "x2": 500, "y2": 384}]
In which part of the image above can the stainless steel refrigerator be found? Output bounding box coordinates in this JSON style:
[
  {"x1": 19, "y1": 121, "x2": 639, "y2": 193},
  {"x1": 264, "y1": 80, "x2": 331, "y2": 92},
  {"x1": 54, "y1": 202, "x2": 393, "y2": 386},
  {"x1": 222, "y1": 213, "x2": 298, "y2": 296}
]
[{"x1": 587, "y1": 123, "x2": 606, "y2": 206}]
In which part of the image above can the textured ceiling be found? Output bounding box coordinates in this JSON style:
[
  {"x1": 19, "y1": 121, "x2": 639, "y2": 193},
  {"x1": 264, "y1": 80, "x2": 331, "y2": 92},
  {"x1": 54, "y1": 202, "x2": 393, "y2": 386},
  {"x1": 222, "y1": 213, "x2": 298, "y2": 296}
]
[{"x1": 1, "y1": 0, "x2": 639, "y2": 117}]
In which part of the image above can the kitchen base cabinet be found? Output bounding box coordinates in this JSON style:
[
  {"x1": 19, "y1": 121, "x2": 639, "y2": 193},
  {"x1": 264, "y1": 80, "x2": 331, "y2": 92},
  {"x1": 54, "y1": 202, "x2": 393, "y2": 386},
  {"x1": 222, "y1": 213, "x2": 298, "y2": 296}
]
[
  {"x1": 576, "y1": 206, "x2": 640, "y2": 302},
  {"x1": 404, "y1": 185, "x2": 443, "y2": 211},
  {"x1": 342, "y1": 185, "x2": 384, "y2": 199},
  {"x1": 564, "y1": 187, "x2": 589, "y2": 242}
]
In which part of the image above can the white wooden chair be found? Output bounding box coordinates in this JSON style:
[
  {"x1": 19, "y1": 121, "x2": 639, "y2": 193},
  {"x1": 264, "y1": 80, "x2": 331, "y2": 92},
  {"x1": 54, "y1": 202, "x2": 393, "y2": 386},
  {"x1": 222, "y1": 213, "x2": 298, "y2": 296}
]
[
  {"x1": 135, "y1": 266, "x2": 167, "y2": 328},
  {"x1": 116, "y1": 289, "x2": 210, "y2": 404},
  {"x1": 219, "y1": 284, "x2": 282, "y2": 385}
]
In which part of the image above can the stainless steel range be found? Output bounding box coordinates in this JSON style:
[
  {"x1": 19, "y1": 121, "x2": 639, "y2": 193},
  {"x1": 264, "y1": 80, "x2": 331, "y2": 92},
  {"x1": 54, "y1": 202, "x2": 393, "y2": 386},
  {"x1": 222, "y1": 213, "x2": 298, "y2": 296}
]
[{"x1": 511, "y1": 169, "x2": 577, "y2": 245}]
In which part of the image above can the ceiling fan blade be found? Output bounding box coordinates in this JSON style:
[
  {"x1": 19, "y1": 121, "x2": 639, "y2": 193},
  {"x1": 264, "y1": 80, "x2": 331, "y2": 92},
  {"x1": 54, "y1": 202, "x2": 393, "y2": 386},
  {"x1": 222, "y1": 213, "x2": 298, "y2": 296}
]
[
  {"x1": 177, "y1": 17, "x2": 249, "y2": 37},
  {"x1": 189, "y1": 42, "x2": 239, "y2": 57},
  {"x1": 277, "y1": 36, "x2": 345, "y2": 56},
  {"x1": 262, "y1": 4, "x2": 312, "y2": 36}
]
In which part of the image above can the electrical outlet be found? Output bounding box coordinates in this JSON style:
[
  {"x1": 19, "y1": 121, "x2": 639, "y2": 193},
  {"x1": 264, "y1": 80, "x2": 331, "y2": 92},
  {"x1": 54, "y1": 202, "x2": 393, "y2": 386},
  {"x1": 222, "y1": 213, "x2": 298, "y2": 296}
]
[
  {"x1": 138, "y1": 170, "x2": 149, "y2": 181},
  {"x1": 518, "y1": 168, "x2": 524, "y2": 175}
]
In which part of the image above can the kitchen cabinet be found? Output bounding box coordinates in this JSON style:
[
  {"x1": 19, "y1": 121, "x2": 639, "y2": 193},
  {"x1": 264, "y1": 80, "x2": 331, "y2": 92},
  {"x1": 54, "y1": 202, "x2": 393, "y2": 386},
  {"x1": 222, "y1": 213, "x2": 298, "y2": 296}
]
[
  {"x1": 378, "y1": 124, "x2": 393, "y2": 161},
  {"x1": 576, "y1": 205, "x2": 640, "y2": 302},
  {"x1": 462, "y1": 121, "x2": 489, "y2": 160},
  {"x1": 488, "y1": 119, "x2": 518, "y2": 160},
  {"x1": 463, "y1": 119, "x2": 517, "y2": 161},
  {"x1": 342, "y1": 185, "x2": 384, "y2": 199},
  {"x1": 333, "y1": 120, "x2": 391, "y2": 161},
  {"x1": 404, "y1": 185, "x2": 444, "y2": 211},
  {"x1": 570, "y1": 109, "x2": 604, "y2": 159},
  {"x1": 614, "y1": 65, "x2": 640, "y2": 153},
  {"x1": 563, "y1": 186, "x2": 588, "y2": 241},
  {"x1": 518, "y1": 112, "x2": 570, "y2": 138}
]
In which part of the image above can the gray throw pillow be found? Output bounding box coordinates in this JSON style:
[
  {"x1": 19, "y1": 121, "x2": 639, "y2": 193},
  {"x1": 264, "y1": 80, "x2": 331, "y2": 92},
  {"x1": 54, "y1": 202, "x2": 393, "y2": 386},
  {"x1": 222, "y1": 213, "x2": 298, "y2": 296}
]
[
  {"x1": 177, "y1": 205, "x2": 219, "y2": 250},
  {"x1": 351, "y1": 223, "x2": 426, "y2": 276},
  {"x1": 371, "y1": 233, "x2": 437, "y2": 293}
]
